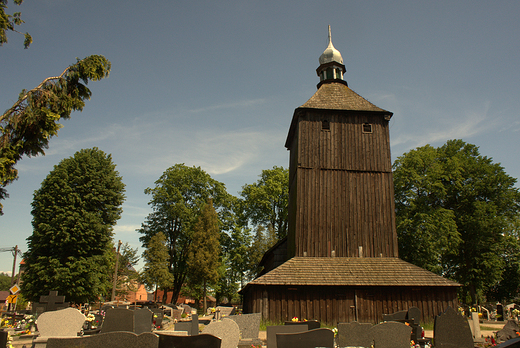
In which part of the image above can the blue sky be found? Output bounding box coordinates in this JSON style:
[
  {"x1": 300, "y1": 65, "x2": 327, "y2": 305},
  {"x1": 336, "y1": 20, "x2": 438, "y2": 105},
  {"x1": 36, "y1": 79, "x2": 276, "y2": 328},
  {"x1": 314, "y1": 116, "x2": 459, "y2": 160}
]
[{"x1": 1, "y1": 1, "x2": 519, "y2": 274}]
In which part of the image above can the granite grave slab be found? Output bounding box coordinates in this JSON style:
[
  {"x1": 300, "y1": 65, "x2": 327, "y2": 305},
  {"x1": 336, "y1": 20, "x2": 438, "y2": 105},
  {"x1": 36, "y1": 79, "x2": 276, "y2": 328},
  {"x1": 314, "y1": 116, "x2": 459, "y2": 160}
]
[
  {"x1": 434, "y1": 306, "x2": 474, "y2": 348},
  {"x1": 134, "y1": 308, "x2": 153, "y2": 334},
  {"x1": 32, "y1": 308, "x2": 86, "y2": 348},
  {"x1": 336, "y1": 321, "x2": 373, "y2": 348},
  {"x1": 100, "y1": 307, "x2": 134, "y2": 333},
  {"x1": 267, "y1": 325, "x2": 307, "y2": 348},
  {"x1": 158, "y1": 333, "x2": 221, "y2": 348},
  {"x1": 46, "y1": 331, "x2": 158, "y2": 348},
  {"x1": 202, "y1": 318, "x2": 240, "y2": 348},
  {"x1": 276, "y1": 328, "x2": 334, "y2": 348},
  {"x1": 370, "y1": 321, "x2": 412, "y2": 348}
]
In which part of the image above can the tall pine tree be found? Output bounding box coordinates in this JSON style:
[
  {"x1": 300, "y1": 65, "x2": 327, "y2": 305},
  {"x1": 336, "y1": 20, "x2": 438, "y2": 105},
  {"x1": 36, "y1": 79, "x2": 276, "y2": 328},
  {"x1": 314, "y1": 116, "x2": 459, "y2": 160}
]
[{"x1": 186, "y1": 199, "x2": 221, "y2": 312}]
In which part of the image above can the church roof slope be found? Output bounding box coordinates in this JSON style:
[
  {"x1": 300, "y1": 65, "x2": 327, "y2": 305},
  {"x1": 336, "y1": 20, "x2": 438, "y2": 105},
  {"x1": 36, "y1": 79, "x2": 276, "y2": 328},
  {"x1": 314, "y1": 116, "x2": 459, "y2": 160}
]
[
  {"x1": 300, "y1": 82, "x2": 389, "y2": 113},
  {"x1": 242, "y1": 257, "x2": 460, "y2": 290}
]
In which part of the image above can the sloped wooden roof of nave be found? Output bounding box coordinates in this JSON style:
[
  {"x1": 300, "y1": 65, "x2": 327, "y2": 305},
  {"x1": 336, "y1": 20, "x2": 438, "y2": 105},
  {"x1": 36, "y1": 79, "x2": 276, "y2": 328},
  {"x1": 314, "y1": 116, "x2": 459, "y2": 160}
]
[
  {"x1": 242, "y1": 257, "x2": 459, "y2": 291},
  {"x1": 299, "y1": 82, "x2": 389, "y2": 112}
]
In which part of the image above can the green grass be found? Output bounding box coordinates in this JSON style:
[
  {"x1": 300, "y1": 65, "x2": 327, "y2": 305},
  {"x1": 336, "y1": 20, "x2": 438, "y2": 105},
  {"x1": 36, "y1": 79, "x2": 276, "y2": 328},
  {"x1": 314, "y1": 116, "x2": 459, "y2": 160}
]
[{"x1": 259, "y1": 319, "x2": 285, "y2": 331}]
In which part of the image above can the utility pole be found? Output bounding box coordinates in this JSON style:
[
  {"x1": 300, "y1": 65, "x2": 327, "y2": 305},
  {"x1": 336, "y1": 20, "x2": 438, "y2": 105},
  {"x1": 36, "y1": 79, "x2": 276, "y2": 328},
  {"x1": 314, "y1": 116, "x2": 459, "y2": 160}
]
[
  {"x1": 111, "y1": 240, "x2": 122, "y2": 301},
  {"x1": 10, "y1": 245, "x2": 18, "y2": 286}
]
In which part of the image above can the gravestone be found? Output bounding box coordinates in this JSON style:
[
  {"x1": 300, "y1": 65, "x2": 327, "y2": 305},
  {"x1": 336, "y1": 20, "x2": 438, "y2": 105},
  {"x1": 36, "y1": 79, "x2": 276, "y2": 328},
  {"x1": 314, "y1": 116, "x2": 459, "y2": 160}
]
[
  {"x1": 497, "y1": 337, "x2": 520, "y2": 348},
  {"x1": 46, "y1": 331, "x2": 158, "y2": 348},
  {"x1": 497, "y1": 320, "x2": 520, "y2": 342},
  {"x1": 175, "y1": 313, "x2": 199, "y2": 335},
  {"x1": 228, "y1": 313, "x2": 261, "y2": 344},
  {"x1": 158, "y1": 333, "x2": 221, "y2": 348},
  {"x1": 32, "y1": 308, "x2": 86, "y2": 348},
  {"x1": 171, "y1": 308, "x2": 183, "y2": 320},
  {"x1": 336, "y1": 321, "x2": 373, "y2": 348},
  {"x1": 276, "y1": 328, "x2": 334, "y2": 348},
  {"x1": 285, "y1": 320, "x2": 321, "y2": 330},
  {"x1": 0, "y1": 330, "x2": 8, "y2": 348},
  {"x1": 203, "y1": 318, "x2": 240, "y2": 348},
  {"x1": 498, "y1": 303, "x2": 505, "y2": 321},
  {"x1": 216, "y1": 306, "x2": 235, "y2": 318},
  {"x1": 470, "y1": 312, "x2": 482, "y2": 339},
  {"x1": 267, "y1": 325, "x2": 307, "y2": 348},
  {"x1": 408, "y1": 307, "x2": 421, "y2": 322},
  {"x1": 134, "y1": 308, "x2": 153, "y2": 334},
  {"x1": 382, "y1": 310, "x2": 408, "y2": 322},
  {"x1": 33, "y1": 291, "x2": 70, "y2": 315},
  {"x1": 434, "y1": 306, "x2": 474, "y2": 348},
  {"x1": 181, "y1": 304, "x2": 192, "y2": 315},
  {"x1": 150, "y1": 307, "x2": 164, "y2": 328},
  {"x1": 100, "y1": 307, "x2": 134, "y2": 333},
  {"x1": 370, "y1": 321, "x2": 412, "y2": 348}
]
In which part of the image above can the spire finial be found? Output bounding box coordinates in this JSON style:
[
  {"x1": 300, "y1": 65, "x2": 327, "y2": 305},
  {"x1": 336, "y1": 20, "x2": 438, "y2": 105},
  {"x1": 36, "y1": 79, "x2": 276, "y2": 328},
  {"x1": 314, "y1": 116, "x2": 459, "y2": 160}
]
[{"x1": 328, "y1": 25, "x2": 332, "y2": 44}]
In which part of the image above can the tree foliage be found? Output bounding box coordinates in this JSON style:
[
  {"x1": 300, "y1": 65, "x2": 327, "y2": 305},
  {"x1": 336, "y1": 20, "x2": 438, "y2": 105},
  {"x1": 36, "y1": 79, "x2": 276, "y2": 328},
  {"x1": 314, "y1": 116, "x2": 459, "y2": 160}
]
[
  {"x1": 393, "y1": 139, "x2": 520, "y2": 304},
  {"x1": 0, "y1": 0, "x2": 32, "y2": 48},
  {"x1": 140, "y1": 232, "x2": 173, "y2": 300},
  {"x1": 137, "y1": 163, "x2": 233, "y2": 304},
  {"x1": 22, "y1": 147, "x2": 125, "y2": 303},
  {"x1": 186, "y1": 199, "x2": 221, "y2": 311},
  {"x1": 0, "y1": 55, "x2": 111, "y2": 214},
  {"x1": 115, "y1": 243, "x2": 140, "y2": 300},
  {"x1": 239, "y1": 166, "x2": 289, "y2": 240},
  {"x1": 0, "y1": 272, "x2": 11, "y2": 291}
]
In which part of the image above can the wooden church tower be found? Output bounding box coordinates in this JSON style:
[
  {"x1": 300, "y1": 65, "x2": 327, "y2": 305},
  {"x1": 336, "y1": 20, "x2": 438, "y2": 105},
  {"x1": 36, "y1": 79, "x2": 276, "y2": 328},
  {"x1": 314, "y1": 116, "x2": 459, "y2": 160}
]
[
  {"x1": 286, "y1": 26, "x2": 398, "y2": 259},
  {"x1": 241, "y1": 27, "x2": 459, "y2": 325}
]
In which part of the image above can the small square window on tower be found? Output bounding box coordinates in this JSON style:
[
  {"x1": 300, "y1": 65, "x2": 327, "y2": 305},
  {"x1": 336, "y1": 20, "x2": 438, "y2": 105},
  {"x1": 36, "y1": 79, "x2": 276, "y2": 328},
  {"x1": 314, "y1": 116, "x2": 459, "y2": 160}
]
[
  {"x1": 322, "y1": 120, "x2": 330, "y2": 130},
  {"x1": 362, "y1": 123, "x2": 372, "y2": 133}
]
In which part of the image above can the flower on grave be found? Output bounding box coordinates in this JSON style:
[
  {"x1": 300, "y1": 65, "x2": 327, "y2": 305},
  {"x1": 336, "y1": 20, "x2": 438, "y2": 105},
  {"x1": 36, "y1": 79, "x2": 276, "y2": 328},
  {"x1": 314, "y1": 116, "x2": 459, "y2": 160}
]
[
  {"x1": 86, "y1": 314, "x2": 96, "y2": 322},
  {"x1": 471, "y1": 307, "x2": 476, "y2": 312},
  {"x1": 303, "y1": 319, "x2": 307, "y2": 322},
  {"x1": 291, "y1": 317, "x2": 299, "y2": 322},
  {"x1": 332, "y1": 327, "x2": 338, "y2": 337},
  {"x1": 211, "y1": 307, "x2": 216, "y2": 313}
]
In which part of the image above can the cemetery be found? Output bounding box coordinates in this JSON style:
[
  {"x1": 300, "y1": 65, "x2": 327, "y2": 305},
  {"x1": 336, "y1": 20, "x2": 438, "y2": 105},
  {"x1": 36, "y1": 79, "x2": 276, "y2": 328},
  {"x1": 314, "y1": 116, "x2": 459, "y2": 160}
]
[
  {"x1": 2, "y1": 21, "x2": 520, "y2": 348},
  {"x1": 1, "y1": 292, "x2": 520, "y2": 347}
]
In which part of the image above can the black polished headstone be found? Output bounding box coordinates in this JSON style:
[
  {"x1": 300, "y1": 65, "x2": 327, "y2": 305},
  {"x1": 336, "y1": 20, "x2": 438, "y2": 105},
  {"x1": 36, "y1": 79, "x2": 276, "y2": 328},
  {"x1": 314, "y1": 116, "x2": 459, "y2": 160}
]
[
  {"x1": 276, "y1": 328, "x2": 334, "y2": 348},
  {"x1": 46, "y1": 332, "x2": 158, "y2": 348},
  {"x1": 158, "y1": 333, "x2": 221, "y2": 348},
  {"x1": 336, "y1": 322, "x2": 372, "y2": 348},
  {"x1": 267, "y1": 325, "x2": 309, "y2": 348},
  {"x1": 100, "y1": 308, "x2": 134, "y2": 333},
  {"x1": 34, "y1": 291, "x2": 70, "y2": 314}
]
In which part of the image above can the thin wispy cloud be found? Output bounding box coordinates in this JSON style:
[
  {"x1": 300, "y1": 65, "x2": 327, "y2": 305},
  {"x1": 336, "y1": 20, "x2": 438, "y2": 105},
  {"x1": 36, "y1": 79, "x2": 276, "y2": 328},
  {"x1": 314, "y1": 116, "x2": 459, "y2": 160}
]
[{"x1": 188, "y1": 98, "x2": 266, "y2": 113}]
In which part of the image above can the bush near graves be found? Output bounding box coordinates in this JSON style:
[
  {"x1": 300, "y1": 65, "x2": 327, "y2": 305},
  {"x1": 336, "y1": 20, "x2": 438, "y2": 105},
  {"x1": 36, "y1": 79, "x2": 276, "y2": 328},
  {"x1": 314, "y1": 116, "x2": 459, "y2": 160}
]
[
  {"x1": 393, "y1": 139, "x2": 520, "y2": 305},
  {"x1": 22, "y1": 147, "x2": 125, "y2": 303}
]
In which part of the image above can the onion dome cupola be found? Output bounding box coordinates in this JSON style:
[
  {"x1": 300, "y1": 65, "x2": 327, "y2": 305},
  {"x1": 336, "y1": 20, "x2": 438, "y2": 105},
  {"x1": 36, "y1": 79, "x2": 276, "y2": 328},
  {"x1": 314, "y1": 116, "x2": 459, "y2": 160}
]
[{"x1": 317, "y1": 25, "x2": 347, "y2": 87}]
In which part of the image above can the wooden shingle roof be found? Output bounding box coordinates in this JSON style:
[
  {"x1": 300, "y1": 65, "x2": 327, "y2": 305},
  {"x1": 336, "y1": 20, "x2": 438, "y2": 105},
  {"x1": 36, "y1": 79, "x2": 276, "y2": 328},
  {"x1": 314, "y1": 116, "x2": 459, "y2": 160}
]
[
  {"x1": 300, "y1": 82, "x2": 389, "y2": 112},
  {"x1": 244, "y1": 257, "x2": 459, "y2": 289}
]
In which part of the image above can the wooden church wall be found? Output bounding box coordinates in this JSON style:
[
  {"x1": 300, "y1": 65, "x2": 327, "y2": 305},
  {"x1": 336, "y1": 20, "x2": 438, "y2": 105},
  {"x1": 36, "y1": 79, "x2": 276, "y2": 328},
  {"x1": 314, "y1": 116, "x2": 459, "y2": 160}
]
[
  {"x1": 287, "y1": 110, "x2": 398, "y2": 258},
  {"x1": 243, "y1": 285, "x2": 458, "y2": 325}
]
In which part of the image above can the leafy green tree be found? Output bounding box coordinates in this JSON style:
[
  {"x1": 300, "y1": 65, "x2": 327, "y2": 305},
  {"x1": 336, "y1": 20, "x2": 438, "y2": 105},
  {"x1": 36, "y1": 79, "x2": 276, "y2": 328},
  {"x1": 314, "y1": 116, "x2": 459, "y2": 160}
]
[
  {"x1": 0, "y1": 55, "x2": 111, "y2": 214},
  {"x1": 186, "y1": 199, "x2": 221, "y2": 312},
  {"x1": 239, "y1": 166, "x2": 289, "y2": 240},
  {"x1": 246, "y1": 225, "x2": 277, "y2": 279},
  {"x1": 115, "y1": 243, "x2": 140, "y2": 300},
  {"x1": 0, "y1": 272, "x2": 11, "y2": 291},
  {"x1": 22, "y1": 147, "x2": 125, "y2": 303},
  {"x1": 140, "y1": 232, "x2": 173, "y2": 302},
  {"x1": 138, "y1": 164, "x2": 233, "y2": 305},
  {"x1": 0, "y1": 0, "x2": 32, "y2": 48},
  {"x1": 393, "y1": 139, "x2": 520, "y2": 304}
]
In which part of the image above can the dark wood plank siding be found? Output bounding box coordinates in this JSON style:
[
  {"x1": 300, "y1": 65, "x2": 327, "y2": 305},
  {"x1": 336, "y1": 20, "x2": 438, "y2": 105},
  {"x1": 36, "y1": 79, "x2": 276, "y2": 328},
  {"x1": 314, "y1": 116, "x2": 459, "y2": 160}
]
[
  {"x1": 288, "y1": 110, "x2": 398, "y2": 258},
  {"x1": 243, "y1": 285, "x2": 458, "y2": 325},
  {"x1": 294, "y1": 169, "x2": 397, "y2": 257}
]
